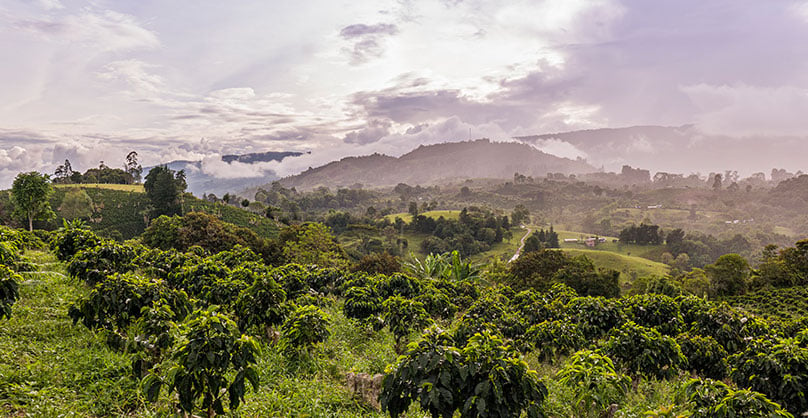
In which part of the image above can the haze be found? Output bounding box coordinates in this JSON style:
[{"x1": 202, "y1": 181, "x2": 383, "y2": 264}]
[{"x1": 2, "y1": 0, "x2": 808, "y2": 188}]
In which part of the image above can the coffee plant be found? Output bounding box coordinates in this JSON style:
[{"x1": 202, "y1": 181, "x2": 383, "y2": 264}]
[
  {"x1": 382, "y1": 295, "x2": 433, "y2": 353},
  {"x1": 279, "y1": 305, "x2": 330, "y2": 355},
  {"x1": 67, "y1": 241, "x2": 138, "y2": 285},
  {"x1": 525, "y1": 320, "x2": 586, "y2": 363},
  {"x1": 142, "y1": 306, "x2": 261, "y2": 417},
  {"x1": 233, "y1": 271, "x2": 288, "y2": 336},
  {"x1": 602, "y1": 321, "x2": 686, "y2": 379},
  {"x1": 0, "y1": 264, "x2": 21, "y2": 320},
  {"x1": 675, "y1": 332, "x2": 728, "y2": 379},
  {"x1": 556, "y1": 349, "x2": 630, "y2": 417}
]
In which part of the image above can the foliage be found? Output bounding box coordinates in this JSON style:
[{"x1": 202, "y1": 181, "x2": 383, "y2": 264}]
[
  {"x1": 622, "y1": 294, "x2": 684, "y2": 336},
  {"x1": 51, "y1": 222, "x2": 102, "y2": 261},
  {"x1": 565, "y1": 296, "x2": 625, "y2": 340},
  {"x1": 352, "y1": 251, "x2": 401, "y2": 275},
  {"x1": 279, "y1": 305, "x2": 330, "y2": 354},
  {"x1": 556, "y1": 349, "x2": 630, "y2": 417},
  {"x1": 619, "y1": 223, "x2": 663, "y2": 245},
  {"x1": 68, "y1": 272, "x2": 190, "y2": 333},
  {"x1": 553, "y1": 255, "x2": 621, "y2": 298},
  {"x1": 675, "y1": 333, "x2": 728, "y2": 379},
  {"x1": 602, "y1": 321, "x2": 686, "y2": 379},
  {"x1": 0, "y1": 264, "x2": 21, "y2": 320},
  {"x1": 234, "y1": 271, "x2": 288, "y2": 335},
  {"x1": 279, "y1": 223, "x2": 349, "y2": 269},
  {"x1": 142, "y1": 307, "x2": 260, "y2": 417},
  {"x1": 58, "y1": 187, "x2": 94, "y2": 220},
  {"x1": 67, "y1": 241, "x2": 138, "y2": 285},
  {"x1": 729, "y1": 337, "x2": 808, "y2": 415},
  {"x1": 525, "y1": 320, "x2": 586, "y2": 363},
  {"x1": 380, "y1": 328, "x2": 547, "y2": 418},
  {"x1": 11, "y1": 171, "x2": 55, "y2": 231},
  {"x1": 705, "y1": 253, "x2": 750, "y2": 297},
  {"x1": 682, "y1": 379, "x2": 793, "y2": 418},
  {"x1": 405, "y1": 250, "x2": 481, "y2": 282},
  {"x1": 688, "y1": 303, "x2": 769, "y2": 353},
  {"x1": 381, "y1": 296, "x2": 433, "y2": 353},
  {"x1": 143, "y1": 165, "x2": 186, "y2": 217},
  {"x1": 507, "y1": 249, "x2": 570, "y2": 291}
]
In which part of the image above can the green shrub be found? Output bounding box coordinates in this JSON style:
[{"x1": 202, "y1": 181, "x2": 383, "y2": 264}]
[
  {"x1": 279, "y1": 305, "x2": 330, "y2": 354},
  {"x1": 525, "y1": 320, "x2": 586, "y2": 363},
  {"x1": 380, "y1": 329, "x2": 547, "y2": 418},
  {"x1": 234, "y1": 272, "x2": 288, "y2": 336},
  {"x1": 729, "y1": 337, "x2": 808, "y2": 415},
  {"x1": 52, "y1": 226, "x2": 102, "y2": 261},
  {"x1": 67, "y1": 241, "x2": 138, "y2": 285},
  {"x1": 565, "y1": 296, "x2": 625, "y2": 340},
  {"x1": 0, "y1": 264, "x2": 21, "y2": 320},
  {"x1": 556, "y1": 349, "x2": 630, "y2": 417},
  {"x1": 381, "y1": 296, "x2": 432, "y2": 353},
  {"x1": 676, "y1": 333, "x2": 728, "y2": 379},
  {"x1": 142, "y1": 307, "x2": 261, "y2": 417},
  {"x1": 68, "y1": 272, "x2": 190, "y2": 333},
  {"x1": 622, "y1": 294, "x2": 684, "y2": 336},
  {"x1": 602, "y1": 321, "x2": 686, "y2": 379}
]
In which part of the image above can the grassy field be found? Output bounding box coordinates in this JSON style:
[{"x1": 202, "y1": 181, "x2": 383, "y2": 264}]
[
  {"x1": 563, "y1": 248, "x2": 669, "y2": 281},
  {"x1": 383, "y1": 210, "x2": 461, "y2": 223},
  {"x1": 54, "y1": 183, "x2": 145, "y2": 193},
  {"x1": 0, "y1": 251, "x2": 402, "y2": 417}
]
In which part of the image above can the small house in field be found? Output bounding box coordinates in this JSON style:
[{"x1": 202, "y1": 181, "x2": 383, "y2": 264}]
[
  {"x1": 564, "y1": 238, "x2": 578, "y2": 243},
  {"x1": 585, "y1": 237, "x2": 597, "y2": 247}
]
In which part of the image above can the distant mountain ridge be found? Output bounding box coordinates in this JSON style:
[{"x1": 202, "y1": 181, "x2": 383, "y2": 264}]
[
  {"x1": 517, "y1": 125, "x2": 808, "y2": 175},
  {"x1": 147, "y1": 151, "x2": 303, "y2": 196},
  {"x1": 276, "y1": 139, "x2": 595, "y2": 190}
]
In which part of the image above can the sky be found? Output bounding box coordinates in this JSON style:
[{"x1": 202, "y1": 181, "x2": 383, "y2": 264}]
[{"x1": 2, "y1": 0, "x2": 808, "y2": 187}]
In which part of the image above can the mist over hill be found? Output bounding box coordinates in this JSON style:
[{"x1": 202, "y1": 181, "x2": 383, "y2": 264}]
[
  {"x1": 146, "y1": 151, "x2": 302, "y2": 196},
  {"x1": 519, "y1": 125, "x2": 808, "y2": 176},
  {"x1": 274, "y1": 139, "x2": 594, "y2": 190}
]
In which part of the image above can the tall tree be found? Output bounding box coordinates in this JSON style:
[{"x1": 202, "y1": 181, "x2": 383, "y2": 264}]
[
  {"x1": 124, "y1": 151, "x2": 143, "y2": 183},
  {"x1": 144, "y1": 166, "x2": 187, "y2": 218},
  {"x1": 11, "y1": 171, "x2": 55, "y2": 231}
]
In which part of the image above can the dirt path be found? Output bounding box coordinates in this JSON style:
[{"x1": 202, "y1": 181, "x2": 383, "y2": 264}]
[{"x1": 509, "y1": 226, "x2": 532, "y2": 262}]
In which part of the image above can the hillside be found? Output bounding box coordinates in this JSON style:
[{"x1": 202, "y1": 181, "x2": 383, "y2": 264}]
[{"x1": 276, "y1": 139, "x2": 595, "y2": 190}]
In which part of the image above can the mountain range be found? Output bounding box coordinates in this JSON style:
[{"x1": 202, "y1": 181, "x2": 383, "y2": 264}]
[{"x1": 275, "y1": 139, "x2": 595, "y2": 190}]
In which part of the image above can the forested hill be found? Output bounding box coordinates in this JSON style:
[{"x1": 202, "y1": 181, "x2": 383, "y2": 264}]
[{"x1": 277, "y1": 139, "x2": 595, "y2": 190}]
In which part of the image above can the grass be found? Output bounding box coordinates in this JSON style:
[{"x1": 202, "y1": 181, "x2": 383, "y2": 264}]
[
  {"x1": 383, "y1": 210, "x2": 461, "y2": 223},
  {"x1": 0, "y1": 250, "x2": 405, "y2": 417},
  {"x1": 563, "y1": 249, "x2": 670, "y2": 287},
  {"x1": 54, "y1": 183, "x2": 145, "y2": 193}
]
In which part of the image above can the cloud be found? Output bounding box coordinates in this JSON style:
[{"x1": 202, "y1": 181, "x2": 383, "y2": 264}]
[
  {"x1": 13, "y1": 10, "x2": 160, "y2": 52},
  {"x1": 681, "y1": 83, "x2": 808, "y2": 136},
  {"x1": 343, "y1": 119, "x2": 393, "y2": 144},
  {"x1": 339, "y1": 23, "x2": 398, "y2": 39},
  {"x1": 339, "y1": 22, "x2": 399, "y2": 64},
  {"x1": 530, "y1": 138, "x2": 588, "y2": 160}
]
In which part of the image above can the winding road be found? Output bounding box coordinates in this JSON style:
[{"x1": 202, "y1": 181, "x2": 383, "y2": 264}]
[{"x1": 509, "y1": 226, "x2": 533, "y2": 263}]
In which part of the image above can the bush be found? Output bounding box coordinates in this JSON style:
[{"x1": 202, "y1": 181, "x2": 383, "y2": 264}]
[
  {"x1": 682, "y1": 379, "x2": 793, "y2": 418},
  {"x1": 67, "y1": 241, "x2": 139, "y2": 285},
  {"x1": 380, "y1": 328, "x2": 547, "y2": 418},
  {"x1": 381, "y1": 296, "x2": 432, "y2": 353},
  {"x1": 622, "y1": 294, "x2": 684, "y2": 336},
  {"x1": 279, "y1": 305, "x2": 330, "y2": 354},
  {"x1": 142, "y1": 307, "x2": 261, "y2": 417},
  {"x1": 525, "y1": 320, "x2": 586, "y2": 363},
  {"x1": 602, "y1": 321, "x2": 686, "y2": 379},
  {"x1": 565, "y1": 296, "x2": 625, "y2": 340},
  {"x1": 729, "y1": 337, "x2": 808, "y2": 415},
  {"x1": 556, "y1": 349, "x2": 630, "y2": 417},
  {"x1": 0, "y1": 264, "x2": 21, "y2": 320},
  {"x1": 68, "y1": 272, "x2": 190, "y2": 333},
  {"x1": 234, "y1": 272, "x2": 288, "y2": 336},
  {"x1": 52, "y1": 227, "x2": 101, "y2": 261},
  {"x1": 676, "y1": 333, "x2": 728, "y2": 379}
]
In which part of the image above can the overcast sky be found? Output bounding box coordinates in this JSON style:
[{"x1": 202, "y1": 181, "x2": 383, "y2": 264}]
[{"x1": 2, "y1": 0, "x2": 808, "y2": 186}]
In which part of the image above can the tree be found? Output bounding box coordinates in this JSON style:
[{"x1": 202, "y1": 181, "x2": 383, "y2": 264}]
[
  {"x1": 511, "y1": 204, "x2": 530, "y2": 226},
  {"x1": 705, "y1": 254, "x2": 750, "y2": 297},
  {"x1": 124, "y1": 151, "x2": 143, "y2": 183},
  {"x1": 54, "y1": 159, "x2": 74, "y2": 183},
  {"x1": 11, "y1": 171, "x2": 55, "y2": 231},
  {"x1": 712, "y1": 173, "x2": 723, "y2": 190},
  {"x1": 144, "y1": 166, "x2": 186, "y2": 217},
  {"x1": 58, "y1": 188, "x2": 94, "y2": 220}
]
